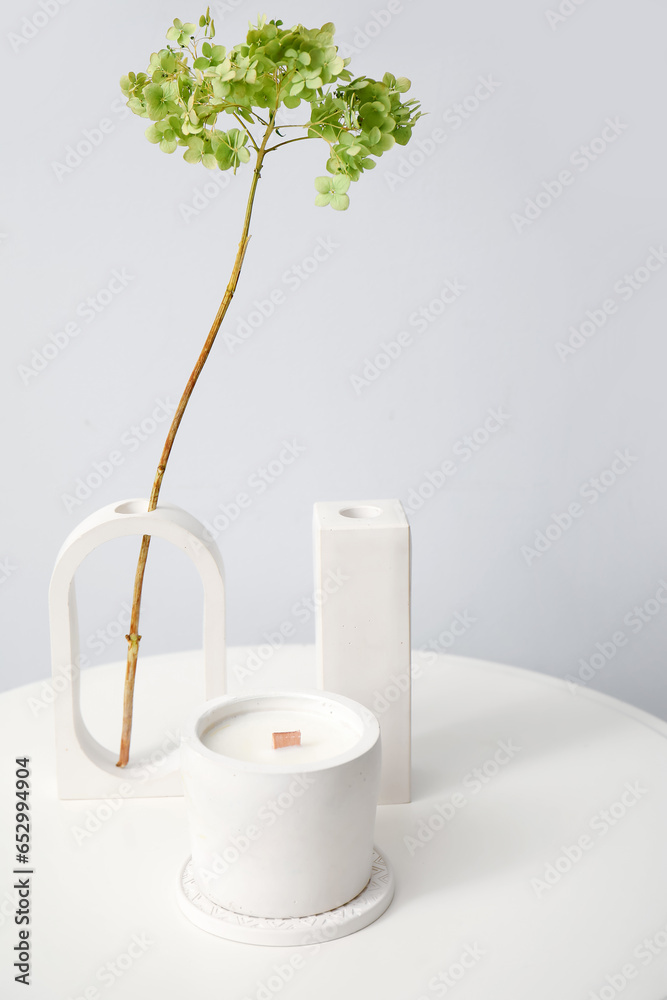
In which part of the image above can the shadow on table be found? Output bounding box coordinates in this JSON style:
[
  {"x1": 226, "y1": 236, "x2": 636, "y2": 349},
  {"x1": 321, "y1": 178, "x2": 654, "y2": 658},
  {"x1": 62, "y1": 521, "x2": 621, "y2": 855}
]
[
  {"x1": 385, "y1": 680, "x2": 654, "y2": 903},
  {"x1": 409, "y1": 682, "x2": 638, "y2": 802}
]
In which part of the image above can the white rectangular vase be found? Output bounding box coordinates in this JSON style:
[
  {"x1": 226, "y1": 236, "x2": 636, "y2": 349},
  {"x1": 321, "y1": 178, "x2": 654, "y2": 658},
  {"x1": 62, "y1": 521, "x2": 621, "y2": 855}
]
[{"x1": 313, "y1": 500, "x2": 411, "y2": 804}]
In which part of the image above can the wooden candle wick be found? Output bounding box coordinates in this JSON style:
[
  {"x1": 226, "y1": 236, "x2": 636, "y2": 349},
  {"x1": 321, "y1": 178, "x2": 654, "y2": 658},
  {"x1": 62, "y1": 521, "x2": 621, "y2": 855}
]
[{"x1": 272, "y1": 730, "x2": 301, "y2": 749}]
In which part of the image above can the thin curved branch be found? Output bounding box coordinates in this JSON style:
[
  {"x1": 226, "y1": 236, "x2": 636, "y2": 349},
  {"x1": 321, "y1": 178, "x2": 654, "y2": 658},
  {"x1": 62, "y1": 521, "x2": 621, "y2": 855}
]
[
  {"x1": 266, "y1": 135, "x2": 315, "y2": 153},
  {"x1": 116, "y1": 114, "x2": 277, "y2": 767}
]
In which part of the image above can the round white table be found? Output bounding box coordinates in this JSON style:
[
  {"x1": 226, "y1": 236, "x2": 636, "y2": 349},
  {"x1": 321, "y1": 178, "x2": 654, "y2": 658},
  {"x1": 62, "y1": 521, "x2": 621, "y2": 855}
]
[{"x1": 1, "y1": 646, "x2": 666, "y2": 999}]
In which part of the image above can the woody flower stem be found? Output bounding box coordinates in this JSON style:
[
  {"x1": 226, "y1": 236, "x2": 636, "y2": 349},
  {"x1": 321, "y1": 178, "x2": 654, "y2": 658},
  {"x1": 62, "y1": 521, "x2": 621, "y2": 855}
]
[{"x1": 116, "y1": 114, "x2": 277, "y2": 767}]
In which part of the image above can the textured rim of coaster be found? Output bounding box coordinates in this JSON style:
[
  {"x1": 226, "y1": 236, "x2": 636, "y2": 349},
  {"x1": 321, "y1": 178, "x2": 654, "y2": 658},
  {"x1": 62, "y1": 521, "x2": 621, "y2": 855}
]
[{"x1": 176, "y1": 848, "x2": 394, "y2": 946}]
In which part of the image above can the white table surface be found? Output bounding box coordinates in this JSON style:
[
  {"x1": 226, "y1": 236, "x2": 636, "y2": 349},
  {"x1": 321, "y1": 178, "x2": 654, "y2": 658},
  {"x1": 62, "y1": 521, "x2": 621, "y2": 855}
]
[{"x1": 1, "y1": 645, "x2": 666, "y2": 1000}]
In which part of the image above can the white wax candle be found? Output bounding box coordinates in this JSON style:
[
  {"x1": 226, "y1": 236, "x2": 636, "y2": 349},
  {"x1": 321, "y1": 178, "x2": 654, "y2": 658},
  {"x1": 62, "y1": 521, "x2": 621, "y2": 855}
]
[{"x1": 202, "y1": 708, "x2": 360, "y2": 765}]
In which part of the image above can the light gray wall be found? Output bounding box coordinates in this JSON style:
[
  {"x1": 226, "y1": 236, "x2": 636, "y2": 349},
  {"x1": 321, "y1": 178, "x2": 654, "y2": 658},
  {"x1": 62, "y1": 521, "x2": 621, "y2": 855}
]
[{"x1": 2, "y1": 0, "x2": 666, "y2": 716}]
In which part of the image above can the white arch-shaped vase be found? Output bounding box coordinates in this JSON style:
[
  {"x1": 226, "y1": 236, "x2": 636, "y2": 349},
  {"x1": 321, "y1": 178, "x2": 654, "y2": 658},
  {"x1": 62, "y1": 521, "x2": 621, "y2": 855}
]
[{"x1": 49, "y1": 498, "x2": 226, "y2": 799}]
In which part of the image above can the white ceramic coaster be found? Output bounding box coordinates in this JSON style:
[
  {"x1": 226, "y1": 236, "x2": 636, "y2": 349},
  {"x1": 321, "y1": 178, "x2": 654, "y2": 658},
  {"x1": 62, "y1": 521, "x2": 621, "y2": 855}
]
[{"x1": 176, "y1": 848, "x2": 394, "y2": 946}]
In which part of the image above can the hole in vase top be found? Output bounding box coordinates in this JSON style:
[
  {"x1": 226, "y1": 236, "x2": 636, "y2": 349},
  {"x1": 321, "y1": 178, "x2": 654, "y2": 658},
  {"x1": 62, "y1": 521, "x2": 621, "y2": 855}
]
[
  {"x1": 339, "y1": 506, "x2": 383, "y2": 519},
  {"x1": 115, "y1": 500, "x2": 150, "y2": 515}
]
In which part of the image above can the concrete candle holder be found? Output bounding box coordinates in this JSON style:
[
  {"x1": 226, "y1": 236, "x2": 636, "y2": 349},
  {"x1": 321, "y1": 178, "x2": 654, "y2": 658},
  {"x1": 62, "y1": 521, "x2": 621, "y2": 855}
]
[{"x1": 48, "y1": 498, "x2": 226, "y2": 799}]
